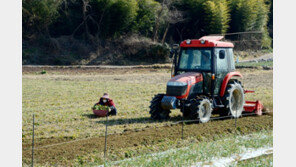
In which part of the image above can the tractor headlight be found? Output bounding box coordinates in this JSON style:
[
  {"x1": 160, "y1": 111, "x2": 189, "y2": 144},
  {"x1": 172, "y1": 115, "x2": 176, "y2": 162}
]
[
  {"x1": 186, "y1": 39, "x2": 191, "y2": 44},
  {"x1": 200, "y1": 39, "x2": 205, "y2": 44}
]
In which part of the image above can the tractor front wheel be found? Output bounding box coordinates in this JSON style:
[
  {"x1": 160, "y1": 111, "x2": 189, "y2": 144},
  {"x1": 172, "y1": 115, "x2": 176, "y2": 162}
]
[
  {"x1": 223, "y1": 81, "x2": 245, "y2": 118},
  {"x1": 197, "y1": 99, "x2": 212, "y2": 123},
  {"x1": 183, "y1": 98, "x2": 212, "y2": 123},
  {"x1": 149, "y1": 94, "x2": 171, "y2": 120}
]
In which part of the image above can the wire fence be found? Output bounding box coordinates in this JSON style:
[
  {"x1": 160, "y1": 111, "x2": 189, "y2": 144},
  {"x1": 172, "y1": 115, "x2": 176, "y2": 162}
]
[
  {"x1": 26, "y1": 110, "x2": 271, "y2": 166},
  {"x1": 209, "y1": 31, "x2": 272, "y2": 51},
  {"x1": 23, "y1": 31, "x2": 273, "y2": 166}
]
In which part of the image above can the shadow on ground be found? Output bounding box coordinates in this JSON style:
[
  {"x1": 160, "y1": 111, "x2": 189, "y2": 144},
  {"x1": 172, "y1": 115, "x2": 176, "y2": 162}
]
[
  {"x1": 82, "y1": 113, "x2": 99, "y2": 119},
  {"x1": 83, "y1": 112, "x2": 265, "y2": 126},
  {"x1": 82, "y1": 114, "x2": 185, "y2": 126}
]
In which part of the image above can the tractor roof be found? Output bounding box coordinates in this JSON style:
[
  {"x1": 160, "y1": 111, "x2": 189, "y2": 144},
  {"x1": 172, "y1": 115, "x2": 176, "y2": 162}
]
[{"x1": 180, "y1": 36, "x2": 234, "y2": 48}]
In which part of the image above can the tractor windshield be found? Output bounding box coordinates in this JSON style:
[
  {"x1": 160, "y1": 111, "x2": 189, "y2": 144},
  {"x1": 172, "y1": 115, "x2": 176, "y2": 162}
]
[{"x1": 177, "y1": 48, "x2": 212, "y2": 72}]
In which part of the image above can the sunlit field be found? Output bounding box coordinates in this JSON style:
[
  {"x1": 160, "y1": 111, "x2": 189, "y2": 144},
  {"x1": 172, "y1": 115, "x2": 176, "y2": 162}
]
[
  {"x1": 22, "y1": 67, "x2": 273, "y2": 166},
  {"x1": 22, "y1": 68, "x2": 272, "y2": 140}
]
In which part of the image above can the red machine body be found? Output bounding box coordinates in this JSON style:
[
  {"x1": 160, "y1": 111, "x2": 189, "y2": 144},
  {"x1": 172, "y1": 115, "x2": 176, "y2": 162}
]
[
  {"x1": 173, "y1": 36, "x2": 263, "y2": 115},
  {"x1": 150, "y1": 35, "x2": 264, "y2": 121},
  {"x1": 180, "y1": 36, "x2": 234, "y2": 48},
  {"x1": 219, "y1": 71, "x2": 243, "y2": 97},
  {"x1": 167, "y1": 72, "x2": 203, "y2": 99},
  {"x1": 243, "y1": 91, "x2": 264, "y2": 115}
]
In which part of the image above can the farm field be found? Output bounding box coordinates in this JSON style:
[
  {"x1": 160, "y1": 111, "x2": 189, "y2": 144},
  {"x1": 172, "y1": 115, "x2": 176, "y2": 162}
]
[
  {"x1": 104, "y1": 130, "x2": 273, "y2": 167},
  {"x1": 22, "y1": 66, "x2": 273, "y2": 166}
]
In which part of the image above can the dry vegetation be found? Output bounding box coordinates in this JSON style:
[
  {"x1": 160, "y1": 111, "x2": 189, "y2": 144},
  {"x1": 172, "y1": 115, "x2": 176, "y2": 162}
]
[{"x1": 22, "y1": 67, "x2": 273, "y2": 166}]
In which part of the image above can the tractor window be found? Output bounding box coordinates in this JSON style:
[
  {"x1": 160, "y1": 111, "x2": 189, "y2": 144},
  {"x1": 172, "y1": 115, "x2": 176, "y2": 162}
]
[
  {"x1": 216, "y1": 48, "x2": 228, "y2": 72},
  {"x1": 178, "y1": 48, "x2": 212, "y2": 71},
  {"x1": 226, "y1": 48, "x2": 235, "y2": 70}
]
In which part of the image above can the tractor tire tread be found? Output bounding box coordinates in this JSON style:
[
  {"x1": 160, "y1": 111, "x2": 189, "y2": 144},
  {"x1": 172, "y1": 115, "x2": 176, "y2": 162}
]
[{"x1": 149, "y1": 94, "x2": 170, "y2": 120}]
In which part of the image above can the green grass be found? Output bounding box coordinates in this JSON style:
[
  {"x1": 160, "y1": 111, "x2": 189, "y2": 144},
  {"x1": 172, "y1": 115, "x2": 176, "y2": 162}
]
[
  {"x1": 22, "y1": 69, "x2": 273, "y2": 141},
  {"x1": 242, "y1": 70, "x2": 273, "y2": 111},
  {"x1": 22, "y1": 69, "x2": 273, "y2": 166},
  {"x1": 236, "y1": 154, "x2": 273, "y2": 167},
  {"x1": 236, "y1": 61, "x2": 273, "y2": 67},
  {"x1": 22, "y1": 73, "x2": 174, "y2": 140},
  {"x1": 99, "y1": 130, "x2": 272, "y2": 167}
]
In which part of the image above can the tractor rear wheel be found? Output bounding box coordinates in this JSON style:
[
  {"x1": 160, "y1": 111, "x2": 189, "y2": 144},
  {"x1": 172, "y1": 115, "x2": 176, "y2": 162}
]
[
  {"x1": 223, "y1": 81, "x2": 245, "y2": 118},
  {"x1": 149, "y1": 94, "x2": 171, "y2": 120},
  {"x1": 197, "y1": 99, "x2": 212, "y2": 123}
]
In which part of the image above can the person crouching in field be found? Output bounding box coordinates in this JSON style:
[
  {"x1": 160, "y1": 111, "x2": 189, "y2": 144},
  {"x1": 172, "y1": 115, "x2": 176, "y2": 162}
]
[{"x1": 96, "y1": 93, "x2": 117, "y2": 116}]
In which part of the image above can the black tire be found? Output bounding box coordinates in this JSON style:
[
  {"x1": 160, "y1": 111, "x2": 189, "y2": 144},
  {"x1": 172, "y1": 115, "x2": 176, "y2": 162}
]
[
  {"x1": 222, "y1": 81, "x2": 245, "y2": 118},
  {"x1": 218, "y1": 108, "x2": 230, "y2": 118},
  {"x1": 149, "y1": 94, "x2": 171, "y2": 120},
  {"x1": 182, "y1": 99, "x2": 199, "y2": 119}
]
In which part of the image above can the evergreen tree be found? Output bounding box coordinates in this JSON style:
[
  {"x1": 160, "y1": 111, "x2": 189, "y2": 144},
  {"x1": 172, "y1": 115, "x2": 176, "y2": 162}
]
[
  {"x1": 229, "y1": 0, "x2": 271, "y2": 48},
  {"x1": 203, "y1": 0, "x2": 230, "y2": 34},
  {"x1": 23, "y1": 0, "x2": 62, "y2": 38},
  {"x1": 136, "y1": 0, "x2": 161, "y2": 37}
]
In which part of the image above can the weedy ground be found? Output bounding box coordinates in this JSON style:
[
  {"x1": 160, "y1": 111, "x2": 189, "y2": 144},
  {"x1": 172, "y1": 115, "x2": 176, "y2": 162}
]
[
  {"x1": 103, "y1": 130, "x2": 272, "y2": 167},
  {"x1": 236, "y1": 61, "x2": 273, "y2": 67},
  {"x1": 22, "y1": 67, "x2": 273, "y2": 166},
  {"x1": 235, "y1": 153, "x2": 273, "y2": 166}
]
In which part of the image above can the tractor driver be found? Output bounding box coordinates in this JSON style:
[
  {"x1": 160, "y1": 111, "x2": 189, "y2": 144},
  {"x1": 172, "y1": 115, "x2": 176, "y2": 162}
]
[{"x1": 96, "y1": 93, "x2": 117, "y2": 116}]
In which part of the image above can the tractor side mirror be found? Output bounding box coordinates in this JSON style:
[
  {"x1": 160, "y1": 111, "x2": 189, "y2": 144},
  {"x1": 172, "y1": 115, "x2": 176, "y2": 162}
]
[
  {"x1": 169, "y1": 44, "x2": 179, "y2": 58},
  {"x1": 219, "y1": 50, "x2": 226, "y2": 59},
  {"x1": 169, "y1": 49, "x2": 174, "y2": 58},
  {"x1": 172, "y1": 44, "x2": 179, "y2": 50}
]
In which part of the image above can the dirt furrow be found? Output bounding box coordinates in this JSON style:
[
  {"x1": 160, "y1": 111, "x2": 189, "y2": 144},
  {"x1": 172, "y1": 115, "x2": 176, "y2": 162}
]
[{"x1": 22, "y1": 115, "x2": 272, "y2": 166}]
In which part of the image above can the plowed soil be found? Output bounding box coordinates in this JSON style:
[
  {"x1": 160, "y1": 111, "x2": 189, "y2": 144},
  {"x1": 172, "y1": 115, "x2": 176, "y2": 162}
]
[{"x1": 22, "y1": 115, "x2": 272, "y2": 166}]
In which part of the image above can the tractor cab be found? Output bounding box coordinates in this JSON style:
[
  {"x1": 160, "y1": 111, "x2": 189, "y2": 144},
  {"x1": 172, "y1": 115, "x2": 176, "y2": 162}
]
[
  {"x1": 149, "y1": 36, "x2": 263, "y2": 122},
  {"x1": 168, "y1": 36, "x2": 236, "y2": 100}
]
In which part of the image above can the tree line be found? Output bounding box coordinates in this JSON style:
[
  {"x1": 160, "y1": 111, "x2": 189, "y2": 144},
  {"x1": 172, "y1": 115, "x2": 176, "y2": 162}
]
[{"x1": 22, "y1": 0, "x2": 272, "y2": 64}]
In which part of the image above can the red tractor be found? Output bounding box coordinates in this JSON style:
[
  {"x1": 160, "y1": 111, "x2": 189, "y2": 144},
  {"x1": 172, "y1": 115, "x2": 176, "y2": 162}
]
[{"x1": 149, "y1": 36, "x2": 263, "y2": 122}]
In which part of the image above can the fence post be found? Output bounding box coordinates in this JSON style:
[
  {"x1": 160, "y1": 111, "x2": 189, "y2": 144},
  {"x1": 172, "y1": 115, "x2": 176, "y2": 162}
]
[
  {"x1": 181, "y1": 104, "x2": 185, "y2": 140},
  {"x1": 31, "y1": 114, "x2": 35, "y2": 167},
  {"x1": 235, "y1": 111, "x2": 238, "y2": 134},
  {"x1": 104, "y1": 114, "x2": 108, "y2": 160},
  {"x1": 235, "y1": 116, "x2": 237, "y2": 129},
  {"x1": 181, "y1": 122, "x2": 184, "y2": 140}
]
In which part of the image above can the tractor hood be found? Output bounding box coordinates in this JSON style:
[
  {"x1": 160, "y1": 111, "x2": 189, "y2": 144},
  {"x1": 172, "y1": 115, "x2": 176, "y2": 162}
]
[
  {"x1": 166, "y1": 72, "x2": 203, "y2": 98},
  {"x1": 168, "y1": 72, "x2": 202, "y2": 85}
]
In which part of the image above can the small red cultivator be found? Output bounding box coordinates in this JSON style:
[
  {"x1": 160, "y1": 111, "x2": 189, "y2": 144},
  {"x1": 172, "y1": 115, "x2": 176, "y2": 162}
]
[
  {"x1": 243, "y1": 90, "x2": 264, "y2": 116},
  {"x1": 149, "y1": 36, "x2": 264, "y2": 122}
]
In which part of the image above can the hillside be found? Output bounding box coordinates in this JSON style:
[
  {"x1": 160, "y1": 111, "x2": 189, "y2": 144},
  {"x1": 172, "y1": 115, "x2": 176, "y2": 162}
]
[{"x1": 22, "y1": 0, "x2": 273, "y2": 65}]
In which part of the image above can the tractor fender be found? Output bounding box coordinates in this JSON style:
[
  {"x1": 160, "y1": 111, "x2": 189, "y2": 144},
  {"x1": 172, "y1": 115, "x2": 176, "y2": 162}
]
[{"x1": 219, "y1": 72, "x2": 243, "y2": 97}]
